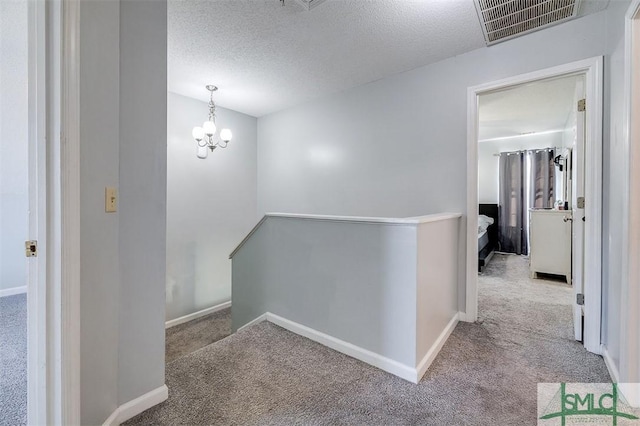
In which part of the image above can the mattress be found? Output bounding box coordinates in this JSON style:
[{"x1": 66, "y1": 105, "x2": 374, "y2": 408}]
[{"x1": 478, "y1": 230, "x2": 489, "y2": 252}]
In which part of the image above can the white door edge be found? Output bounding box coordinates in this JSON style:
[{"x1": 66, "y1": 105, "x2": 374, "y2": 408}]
[
  {"x1": 620, "y1": 0, "x2": 640, "y2": 385},
  {"x1": 26, "y1": 0, "x2": 48, "y2": 423}
]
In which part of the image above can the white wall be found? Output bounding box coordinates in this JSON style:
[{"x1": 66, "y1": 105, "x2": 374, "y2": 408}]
[
  {"x1": 478, "y1": 133, "x2": 566, "y2": 204},
  {"x1": 416, "y1": 218, "x2": 459, "y2": 364},
  {"x1": 78, "y1": 0, "x2": 167, "y2": 423},
  {"x1": 166, "y1": 92, "x2": 258, "y2": 322},
  {"x1": 258, "y1": 10, "x2": 616, "y2": 314},
  {"x1": 602, "y1": 0, "x2": 632, "y2": 376},
  {"x1": 257, "y1": 13, "x2": 615, "y2": 219},
  {"x1": 0, "y1": 0, "x2": 28, "y2": 292}
]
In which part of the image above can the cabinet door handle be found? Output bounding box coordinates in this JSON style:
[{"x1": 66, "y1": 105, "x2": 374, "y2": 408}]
[{"x1": 563, "y1": 215, "x2": 573, "y2": 222}]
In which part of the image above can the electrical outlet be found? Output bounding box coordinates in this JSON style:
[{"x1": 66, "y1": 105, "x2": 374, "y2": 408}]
[{"x1": 105, "y1": 187, "x2": 117, "y2": 213}]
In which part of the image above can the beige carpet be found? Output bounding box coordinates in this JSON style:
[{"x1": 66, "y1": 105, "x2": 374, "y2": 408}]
[
  {"x1": 166, "y1": 307, "x2": 231, "y2": 363},
  {"x1": 126, "y1": 254, "x2": 609, "y2": 425}
]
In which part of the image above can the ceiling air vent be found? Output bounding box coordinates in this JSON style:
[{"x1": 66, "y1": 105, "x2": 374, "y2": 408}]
[
  {"x1": 294, "y1": 0, "x2": 328, "y2": 11},
  {"x1": 474, "y1": 0, "x2": 582, "y2": 45}
]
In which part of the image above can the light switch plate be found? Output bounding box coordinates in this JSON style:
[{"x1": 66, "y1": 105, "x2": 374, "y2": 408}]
[{"x1": 105, "y1": 187, "x2": 117, "y2": 212}]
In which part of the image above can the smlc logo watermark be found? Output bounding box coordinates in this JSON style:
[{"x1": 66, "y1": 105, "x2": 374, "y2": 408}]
[{"x1": 538, "y1": 383, "x2": 640, "y2": 425}]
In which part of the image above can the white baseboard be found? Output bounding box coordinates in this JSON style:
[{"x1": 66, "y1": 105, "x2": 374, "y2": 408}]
[
  {"x1": 265, "y1": 313, "x2": 418, "y2": 383},
  {"x1": 103, "y1": 384, "x2": 168, "y2": 426},
  {"x1": 416, "y1": 313, "x2": 460, "y2": 382},
  {"x1": 236, "y1": 311, "x2": 460, "y2": 383},
  {"x1": 619, "y1": 383, "x2": 640, "y2": 408},
  {"x1": 165, "y1": 301, "x2": 231, "y2": 329},
  {"x1": 0, "y1": 286, "x2": 27, "y2": 298},
  {"x1": 237, "y1": 313, "x2": 267, "y2": 332},
  {"x1": 602, "y1": 345, "x2": 640, "y2": 408},
  {"x1": 602, "y1": 345, "x2": 620, "y2": 383}
]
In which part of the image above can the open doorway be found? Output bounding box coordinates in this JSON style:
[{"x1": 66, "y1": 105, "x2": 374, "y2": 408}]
[
  {"x1": 475, "y1": 74, "x2": 585, "y2": 343},
  {"x1": 466, "y1": 57, "x2": 603, "y2": 354},
  {"x1": 0, "y1": 1, "x2": 30, "y2": 424}
]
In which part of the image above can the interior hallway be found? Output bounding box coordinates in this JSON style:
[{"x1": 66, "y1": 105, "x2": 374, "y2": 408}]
[{"x1": 126, "y1": 255, "x2": 609, "y2": 425}]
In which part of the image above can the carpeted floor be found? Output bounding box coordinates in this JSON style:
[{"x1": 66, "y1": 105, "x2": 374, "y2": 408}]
[
  {"x1": 0, "y1": 294, "x2": 27, "y2": 426},
  {"x1": 126, "y1": 254, "x2": 609, "y2": 425},
  {"x1": 166, "y1": 307, "x2": 231, "y2": 363}
]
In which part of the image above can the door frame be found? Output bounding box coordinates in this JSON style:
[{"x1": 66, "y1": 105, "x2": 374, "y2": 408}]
[
  {"x1": 26, "y1": 0, "x2": 82, "y2": 424},
  {"x1": 465, "y1": 57, "x2": 604, "y2": 354},
  {"x1": 59, "y1": 0, "x2": 82, "y2": 422},
  {"x1": 618, "y1": 0, "x2": 640, "y2": 399}
]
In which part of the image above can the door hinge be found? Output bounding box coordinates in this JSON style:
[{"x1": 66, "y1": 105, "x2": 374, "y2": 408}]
[
  {"x1": 577, "y1": 293, "x2": 585, "y2": 306},
  {"x1": 25, "y1": 240, "x2": 38, "y2": 257},
  {"x1": 577, "y1": 197, "x2": 585, "y2": 209},
  {"x1": 578, "y1": 99, "x2": 586, "y2": 112}
]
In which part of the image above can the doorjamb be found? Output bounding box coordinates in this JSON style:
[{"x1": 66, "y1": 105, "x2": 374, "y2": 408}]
[
  {"x1": 465, "y1": 57, "x2": 604, "y2": 354},
  {"x1": 619, "y1": 0, "x2": 640, "y2": 395},
  {"x1": 27, "y1": 0, "x2": 48, "y2": 423},
  {"x1": 59, "y1": 0, "x2": 82, "y2": 423}
]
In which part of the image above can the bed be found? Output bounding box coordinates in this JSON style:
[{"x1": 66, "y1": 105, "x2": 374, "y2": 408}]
[{"x1": 478, "y1": 204, "x2": 498, "y2": 272}]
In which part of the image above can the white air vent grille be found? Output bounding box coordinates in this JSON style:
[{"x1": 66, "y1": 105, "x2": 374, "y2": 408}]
[{"x1": 474, "y1": 0, "x2": 581, "y2": 44}]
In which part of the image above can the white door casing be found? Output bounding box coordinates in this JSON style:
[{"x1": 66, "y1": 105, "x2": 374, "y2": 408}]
[
  {"x1": 25, "y1": 0, "x2": 82, "y2": 424},
  {"x1": 617, "y1": 0, "x2": 640, "y2": 400},
  {"x1": 466, "y1": 57, "x2": 603, "y2": 354}
]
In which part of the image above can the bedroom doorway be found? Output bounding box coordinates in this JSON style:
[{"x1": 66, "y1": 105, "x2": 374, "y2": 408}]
[
  {"x1": 466, "y1": 57, "x2": 603, "y2": 355},
  {"x1": 476, "y1": 73, "x2": 583, "y2": 341}
]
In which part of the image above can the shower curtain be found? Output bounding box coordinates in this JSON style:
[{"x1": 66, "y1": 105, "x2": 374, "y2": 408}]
[{"x1": 498, "y1": 151, "x2": 528, "y2": 255}]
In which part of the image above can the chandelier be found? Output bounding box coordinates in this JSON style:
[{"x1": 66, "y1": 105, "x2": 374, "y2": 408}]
[{"x1": 191, "y1": 85, "x2": 233, "y2": 159}]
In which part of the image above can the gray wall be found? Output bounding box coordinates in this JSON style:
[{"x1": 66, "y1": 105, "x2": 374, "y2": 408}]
[
  {"x1": 0, "y1": 0, "x2": 28, "y2": 292},
  {"x1": 118, "y1": 0, "x2": 168, "y2": 406},
  {"x1": 79, "y1": 0, "x2": 121, "y2": 422},
  {"x1": 232, "y1": 217, "x2": 419, "y2": 366},
  {"x1": 166, "y1": 93, "x2": 258, "y2": 322},
  {"x1": 232, "y1": 214, "x2": 460, "y2": 372},
  {"x1": 257, "y1": 4, "x2": 631, "y2": 376},
  {"x1": 78, "y1": 0, "x2": 167, "y2": 423}
]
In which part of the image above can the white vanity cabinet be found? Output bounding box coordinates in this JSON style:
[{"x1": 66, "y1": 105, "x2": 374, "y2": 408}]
[{"x1": 529, "y1": 209, "x2": 572, "y2": 284}]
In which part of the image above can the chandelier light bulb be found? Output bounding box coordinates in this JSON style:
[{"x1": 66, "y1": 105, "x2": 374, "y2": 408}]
[
  {"x1": 220, "y1": 128, "x2": 232, "y2": 142},
  {"x1": 192, "y1": 126, "x2": 204, "y2": 141},
  {"x1": 196, "y1": 145, "x2": 208, "y2": 159},
  {"x1": 203, "y1": 120, "x2": 217, "y2": 136}
]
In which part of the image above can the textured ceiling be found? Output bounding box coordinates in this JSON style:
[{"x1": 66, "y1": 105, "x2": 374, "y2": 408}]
[
  {"x1": 478, "y1": 74, "x2": 583, "y2": 141},
  {"x1": 168, "y1": 0, "x2": 609, "y2": 117}
]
